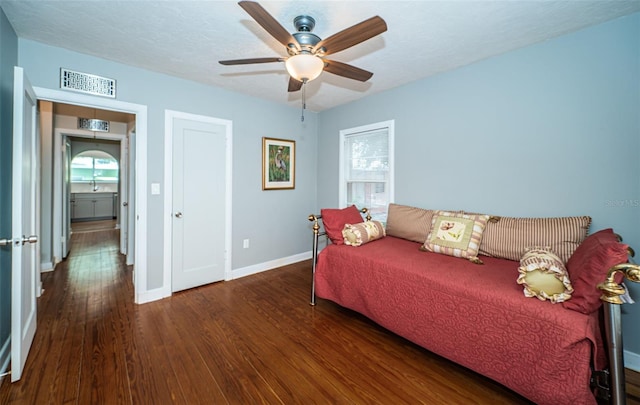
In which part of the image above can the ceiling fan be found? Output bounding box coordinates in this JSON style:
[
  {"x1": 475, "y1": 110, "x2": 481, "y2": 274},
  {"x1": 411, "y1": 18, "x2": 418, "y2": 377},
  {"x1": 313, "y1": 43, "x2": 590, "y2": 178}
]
[{"x1": 219, "y1": 1, "x2": 388, "y2": 93}]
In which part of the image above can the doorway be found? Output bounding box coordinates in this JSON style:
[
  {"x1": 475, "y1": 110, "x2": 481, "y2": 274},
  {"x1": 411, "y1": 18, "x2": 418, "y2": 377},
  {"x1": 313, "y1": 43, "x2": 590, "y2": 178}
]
[
  {"x1": 49, "y1": 106, "x2": 132, "y2": 264},
  {"x1": 50, "y1": 105, "x2": 132, "y2": 268},
  {"x1": 34, "y1": 86, "x2": 150, "y2": 304}
]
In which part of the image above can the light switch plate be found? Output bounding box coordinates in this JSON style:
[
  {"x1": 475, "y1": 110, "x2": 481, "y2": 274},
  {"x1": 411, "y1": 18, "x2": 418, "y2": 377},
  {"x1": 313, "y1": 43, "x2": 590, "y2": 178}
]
[{"x1": 151, "y1": 183, "x2": 160, "y2": 195}]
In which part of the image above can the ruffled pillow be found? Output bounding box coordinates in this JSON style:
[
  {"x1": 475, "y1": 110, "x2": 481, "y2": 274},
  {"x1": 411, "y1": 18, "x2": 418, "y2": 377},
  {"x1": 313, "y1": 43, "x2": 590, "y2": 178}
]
[{"x1": 517, "y1": 247, "x2": 573, "y2": 303}]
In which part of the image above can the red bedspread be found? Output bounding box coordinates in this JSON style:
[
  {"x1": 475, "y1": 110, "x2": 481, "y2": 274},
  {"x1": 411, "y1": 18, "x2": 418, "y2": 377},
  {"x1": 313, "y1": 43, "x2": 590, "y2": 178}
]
[{"x1": 315, "y1": 236, "x2": 604, "y2": 405}]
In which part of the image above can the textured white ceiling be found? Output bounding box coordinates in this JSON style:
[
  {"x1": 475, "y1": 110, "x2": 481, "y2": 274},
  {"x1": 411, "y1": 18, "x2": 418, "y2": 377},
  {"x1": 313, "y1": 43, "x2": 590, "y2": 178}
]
[{"x1": 2, "y1": 0, "x2": 639, "y2": 112}]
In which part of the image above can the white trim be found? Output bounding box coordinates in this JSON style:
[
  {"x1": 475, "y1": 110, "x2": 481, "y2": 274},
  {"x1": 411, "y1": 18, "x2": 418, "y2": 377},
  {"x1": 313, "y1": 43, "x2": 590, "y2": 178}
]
[
  {"x1": 232, "y1": 252, "x2": 312, "y2": 280},
  {"x1": 164, "y1": 110, "x2": 233, "y2": 295},
  {"x1": 625, "y1": 350, "x2": 640, "y2": 372},
  {"x1": 34, "y1": 87, "x2": 148, "y2": 304},
  {"x1": 135, "y1": 287, "x2": 171, "y2": 305},
  {"x1": 338, "y1": 120, "x2": 395, "y2": 209},
  {"x1": 40, "y1": 262, "x2": 54, "y2": 273}
]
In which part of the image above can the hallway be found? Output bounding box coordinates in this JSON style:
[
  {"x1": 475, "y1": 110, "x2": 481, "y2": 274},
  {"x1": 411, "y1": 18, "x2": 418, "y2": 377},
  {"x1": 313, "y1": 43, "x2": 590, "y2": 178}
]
[{"x1": 0, "y1": 227, "x2": 132, "y2": 404}]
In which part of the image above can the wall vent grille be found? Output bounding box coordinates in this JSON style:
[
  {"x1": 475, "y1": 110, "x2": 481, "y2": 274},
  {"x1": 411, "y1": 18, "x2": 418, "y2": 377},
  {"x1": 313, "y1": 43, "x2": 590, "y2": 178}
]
[
  {"x1": 78, "y1": 118, "x2": 110, "y2": 132},
  {"x1": 60, "y1": 68, "x2": 116, "y2": 98}
]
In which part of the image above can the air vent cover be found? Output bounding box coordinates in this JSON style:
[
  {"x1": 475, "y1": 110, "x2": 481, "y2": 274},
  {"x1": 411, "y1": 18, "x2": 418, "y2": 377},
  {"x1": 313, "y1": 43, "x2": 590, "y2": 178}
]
[
  {"x1": 60, "y1": 68, "x2": 116, "y2": 98},
  {"x1": 78, "y1": 118, "x2": 110, "y2": 132}
]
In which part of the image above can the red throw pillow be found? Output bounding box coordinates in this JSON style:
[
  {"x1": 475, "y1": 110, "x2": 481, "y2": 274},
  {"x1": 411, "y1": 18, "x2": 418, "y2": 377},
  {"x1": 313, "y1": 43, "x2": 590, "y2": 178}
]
[
  {"x1": 321, "y1": 205, "x2": 364, "y2": 245},
  {"x1": 563, "y1": 228, "x2": 629, "y2": 314}
]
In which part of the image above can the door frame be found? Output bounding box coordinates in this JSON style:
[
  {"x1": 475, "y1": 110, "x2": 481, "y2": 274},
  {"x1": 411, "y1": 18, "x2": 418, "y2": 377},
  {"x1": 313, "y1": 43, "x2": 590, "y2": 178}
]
[
  {"x1": 35, "y1": 87, "x2": 150, "y2": 304},
  {"x1": 53, "y1": 128, "x2": 128, "y2": 260},
  {"x1": 163, "y1": 110, "x2": 233, "y2": 295}
]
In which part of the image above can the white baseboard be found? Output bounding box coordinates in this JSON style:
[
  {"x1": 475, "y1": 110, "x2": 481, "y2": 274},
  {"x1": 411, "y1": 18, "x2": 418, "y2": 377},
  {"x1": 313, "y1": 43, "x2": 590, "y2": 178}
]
[
  {"x1": 135, "y1": 252, "x2": 312, "y2": 304},
  {"x1": 135, "y1": 286, "x2": 171, "y2": 304},
  {"x1": 232, "y1": 251, "x2": 312, "y2": 280},
  {"x1": 0, "y1": 336, "x2": 10, "y2": 378},
  {"x1": 625, "y1": 350, "x2": 640, "y2": 372},
  {"x1": 41, "y1": 261, "x2": 55, "y2": 273}
]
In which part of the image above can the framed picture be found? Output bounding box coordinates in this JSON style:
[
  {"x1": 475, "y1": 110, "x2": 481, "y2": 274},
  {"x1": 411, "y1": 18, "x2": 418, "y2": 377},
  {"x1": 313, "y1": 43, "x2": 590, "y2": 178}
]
[{"x1": 262, "y1": 137, "x2": 295, "y2": 190}]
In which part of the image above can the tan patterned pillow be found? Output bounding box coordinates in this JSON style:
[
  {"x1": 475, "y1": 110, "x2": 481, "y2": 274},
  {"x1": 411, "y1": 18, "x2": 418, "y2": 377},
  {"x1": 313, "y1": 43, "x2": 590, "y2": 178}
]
[
  {"x1": 517, "y1": 247, "x2": 573, "y2": 303},
  {"x1": 421, "y1": 211, "x2": 489, "y2": 263},
  {"x1": 478, "y1": 216, "x2": 591, "y2": 264},
  {"x1": 342, "y1": 221, "x2": 386, "y2": 247},
  {"x1": 385, "y1": 203, "x2": 435, "y2": 243}
]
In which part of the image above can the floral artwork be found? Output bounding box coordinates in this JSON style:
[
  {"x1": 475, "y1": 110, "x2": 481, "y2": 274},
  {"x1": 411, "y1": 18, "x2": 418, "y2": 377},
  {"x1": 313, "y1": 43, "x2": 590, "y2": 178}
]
[
  {"x1": 262, "y1": 137, "x2": 295, "y2": 190},
  {"x1": 435, "y1": 220, "x2": 467, "y2": 242}
]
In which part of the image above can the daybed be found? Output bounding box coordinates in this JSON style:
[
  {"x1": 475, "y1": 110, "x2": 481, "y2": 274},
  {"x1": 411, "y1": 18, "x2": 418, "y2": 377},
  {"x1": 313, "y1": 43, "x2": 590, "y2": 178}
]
[{"x1": 308, "y1": 204, "x2": 640, "y2": 405}]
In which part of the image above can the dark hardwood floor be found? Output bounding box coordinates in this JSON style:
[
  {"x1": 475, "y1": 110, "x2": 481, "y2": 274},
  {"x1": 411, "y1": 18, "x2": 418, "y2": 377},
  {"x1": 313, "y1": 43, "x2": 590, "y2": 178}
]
[{"x1": 1, "y1": 229, "x2": 638, "y2": 404}]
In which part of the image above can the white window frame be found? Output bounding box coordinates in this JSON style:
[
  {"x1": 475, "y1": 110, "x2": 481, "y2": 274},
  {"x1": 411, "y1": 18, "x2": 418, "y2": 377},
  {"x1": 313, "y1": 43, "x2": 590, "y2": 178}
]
[{"x1": 339, "y1": 120, "x2": 395, "y2": 219}]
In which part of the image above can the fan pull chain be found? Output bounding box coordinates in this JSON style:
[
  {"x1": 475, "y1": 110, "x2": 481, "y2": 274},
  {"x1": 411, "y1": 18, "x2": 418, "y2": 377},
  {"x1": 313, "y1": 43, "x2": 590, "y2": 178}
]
[{"x1": 301, "y1": 79, "x2": 307, "y2": 122}]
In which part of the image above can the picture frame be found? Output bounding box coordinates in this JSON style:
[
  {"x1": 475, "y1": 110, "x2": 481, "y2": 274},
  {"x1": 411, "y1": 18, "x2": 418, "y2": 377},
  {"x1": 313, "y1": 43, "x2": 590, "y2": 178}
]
[{"x1": 262, "y1": 137, "x2": 295, "y2": 190}]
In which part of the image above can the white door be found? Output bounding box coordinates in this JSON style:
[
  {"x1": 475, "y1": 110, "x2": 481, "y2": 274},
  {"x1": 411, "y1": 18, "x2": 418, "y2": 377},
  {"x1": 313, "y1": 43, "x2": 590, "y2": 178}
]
[
  {"x1": 11, "y1": 67, "x2": 39, "y2": 382},
  {"x1": 126, "y1": 128, "x2": 136, "y2": 266},
  {"x1": 119, "y1": 138, "x2": 128, "y2": 255},
  {"x1": 171, "y1": 116, "x2": 229, "y2": 292},
  {"x1": 62, "y1": 139, "x2": 71, "y2": 258}
]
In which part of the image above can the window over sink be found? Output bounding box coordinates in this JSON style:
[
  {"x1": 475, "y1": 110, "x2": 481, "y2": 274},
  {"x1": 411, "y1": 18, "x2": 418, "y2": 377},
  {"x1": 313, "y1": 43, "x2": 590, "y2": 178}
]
[{"x1": 71, "y1": 150, "x2": 119, "y2": 185}]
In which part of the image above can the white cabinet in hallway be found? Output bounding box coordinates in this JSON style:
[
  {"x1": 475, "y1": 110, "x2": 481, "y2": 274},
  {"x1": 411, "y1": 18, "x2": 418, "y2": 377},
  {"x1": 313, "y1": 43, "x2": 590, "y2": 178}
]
[{"x1": 71, "y1": 193, "x2": 114, "y2": 220}]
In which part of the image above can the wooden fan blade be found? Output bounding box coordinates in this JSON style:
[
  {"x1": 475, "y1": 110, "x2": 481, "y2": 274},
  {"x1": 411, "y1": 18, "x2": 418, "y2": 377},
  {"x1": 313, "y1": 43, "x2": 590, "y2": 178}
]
[
  {"x1": 219, "y1": 57, "x2": 284, "y2": 65},
  {"x1": 323, "y1": 60, "x2": 373, "y2": 82},
  {"x1": 239, "y1": 1, "x2": 299, "y2": 50},
  {"x1": 315, "y1": 16, "x2": 387, "y2": 56},
  {"x1": 288, "y1": 77, "x2": 303, "y2": 92}
]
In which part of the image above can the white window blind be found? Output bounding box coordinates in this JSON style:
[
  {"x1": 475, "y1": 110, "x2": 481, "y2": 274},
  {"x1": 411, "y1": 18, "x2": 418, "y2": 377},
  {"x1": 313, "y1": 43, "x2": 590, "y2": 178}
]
[{"x1": 339, "y1": 121, "x2": 394, "y2": 222}]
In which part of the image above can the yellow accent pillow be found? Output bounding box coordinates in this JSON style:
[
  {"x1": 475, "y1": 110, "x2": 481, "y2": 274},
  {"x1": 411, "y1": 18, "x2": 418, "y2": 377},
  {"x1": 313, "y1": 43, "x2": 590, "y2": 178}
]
[{"x1": 517, "y1": 247, "x2": 573, "y2": 303}]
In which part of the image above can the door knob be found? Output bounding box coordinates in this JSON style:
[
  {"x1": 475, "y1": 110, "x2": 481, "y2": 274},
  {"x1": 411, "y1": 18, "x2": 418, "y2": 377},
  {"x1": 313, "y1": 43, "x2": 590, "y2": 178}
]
[
  {"x1": 122, "y1": 202, "x2": 128, "y2": 207},
  {"x1": 175, "y1": 212, "x2": 183, "y2": 218},
  {"x1": 21, "y1": 235, "x2": 38, "y2": 245},
  {"x1": 0, "y1": 238, "x2": 11, "y2": 246}
]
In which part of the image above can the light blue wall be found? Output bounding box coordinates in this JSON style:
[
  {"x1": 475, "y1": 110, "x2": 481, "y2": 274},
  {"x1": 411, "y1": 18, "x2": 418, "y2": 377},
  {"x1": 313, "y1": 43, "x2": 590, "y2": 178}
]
[
  {"x1": 318, "y1": 13, "x2": 640, "y2": 354},
  {"x1": 0, "y1": 7, "x2": 17, "y2": 373},
  {"x1": 18, "y1": 39, "x2": 318, "y2": 290}
]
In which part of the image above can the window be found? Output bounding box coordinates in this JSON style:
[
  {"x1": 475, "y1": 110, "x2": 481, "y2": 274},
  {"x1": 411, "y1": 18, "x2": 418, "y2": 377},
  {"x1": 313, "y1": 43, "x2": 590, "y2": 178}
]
[
  {"x1": 71, "y1": 150, "x2": 119, "y2": 183},
  {"x1": 339, "y1": 120, "x2": 394, "y2": 223}
]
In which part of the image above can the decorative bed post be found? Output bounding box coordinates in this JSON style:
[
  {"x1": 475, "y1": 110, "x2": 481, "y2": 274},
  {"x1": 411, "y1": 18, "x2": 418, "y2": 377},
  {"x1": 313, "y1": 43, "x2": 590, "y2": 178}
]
[
  {"x1": 597, "y1": 262, "x2": 640, "y2": 405},
  {"x1": 308, "y1": 213, "x2": 321, "y2": 306}
]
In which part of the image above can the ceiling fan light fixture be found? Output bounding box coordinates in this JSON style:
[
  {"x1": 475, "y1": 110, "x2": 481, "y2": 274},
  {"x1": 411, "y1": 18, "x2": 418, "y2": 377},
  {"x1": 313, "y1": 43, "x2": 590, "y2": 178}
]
[{"x1": 285, "y1": 54, "x2": 324, "y2": 82}]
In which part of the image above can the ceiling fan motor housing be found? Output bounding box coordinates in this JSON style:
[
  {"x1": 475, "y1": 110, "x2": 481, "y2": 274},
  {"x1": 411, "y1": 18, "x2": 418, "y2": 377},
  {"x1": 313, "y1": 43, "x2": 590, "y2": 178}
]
[{"x1": 289, "y1": 15, "x2": 322, "y2": 55}]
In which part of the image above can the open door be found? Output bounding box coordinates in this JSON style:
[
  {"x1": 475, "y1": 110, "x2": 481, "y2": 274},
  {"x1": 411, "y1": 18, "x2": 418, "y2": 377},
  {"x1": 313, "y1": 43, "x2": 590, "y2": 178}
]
[
  {"x1": 11, "y1": 67, "x2": 39, "y2": 382},
  {"x1": 119, "y1": 137, "x2": 129, "y2": 255},
  {"x1": 61, "y1": 138, "x2": 71, "y2": 258}
]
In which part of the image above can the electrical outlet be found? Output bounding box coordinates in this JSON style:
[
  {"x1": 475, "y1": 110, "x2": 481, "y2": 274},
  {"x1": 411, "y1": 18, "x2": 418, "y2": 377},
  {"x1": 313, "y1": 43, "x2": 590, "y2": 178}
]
[{"x1": 243, "y1": 239, "x2": 250, "y2": 249}]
